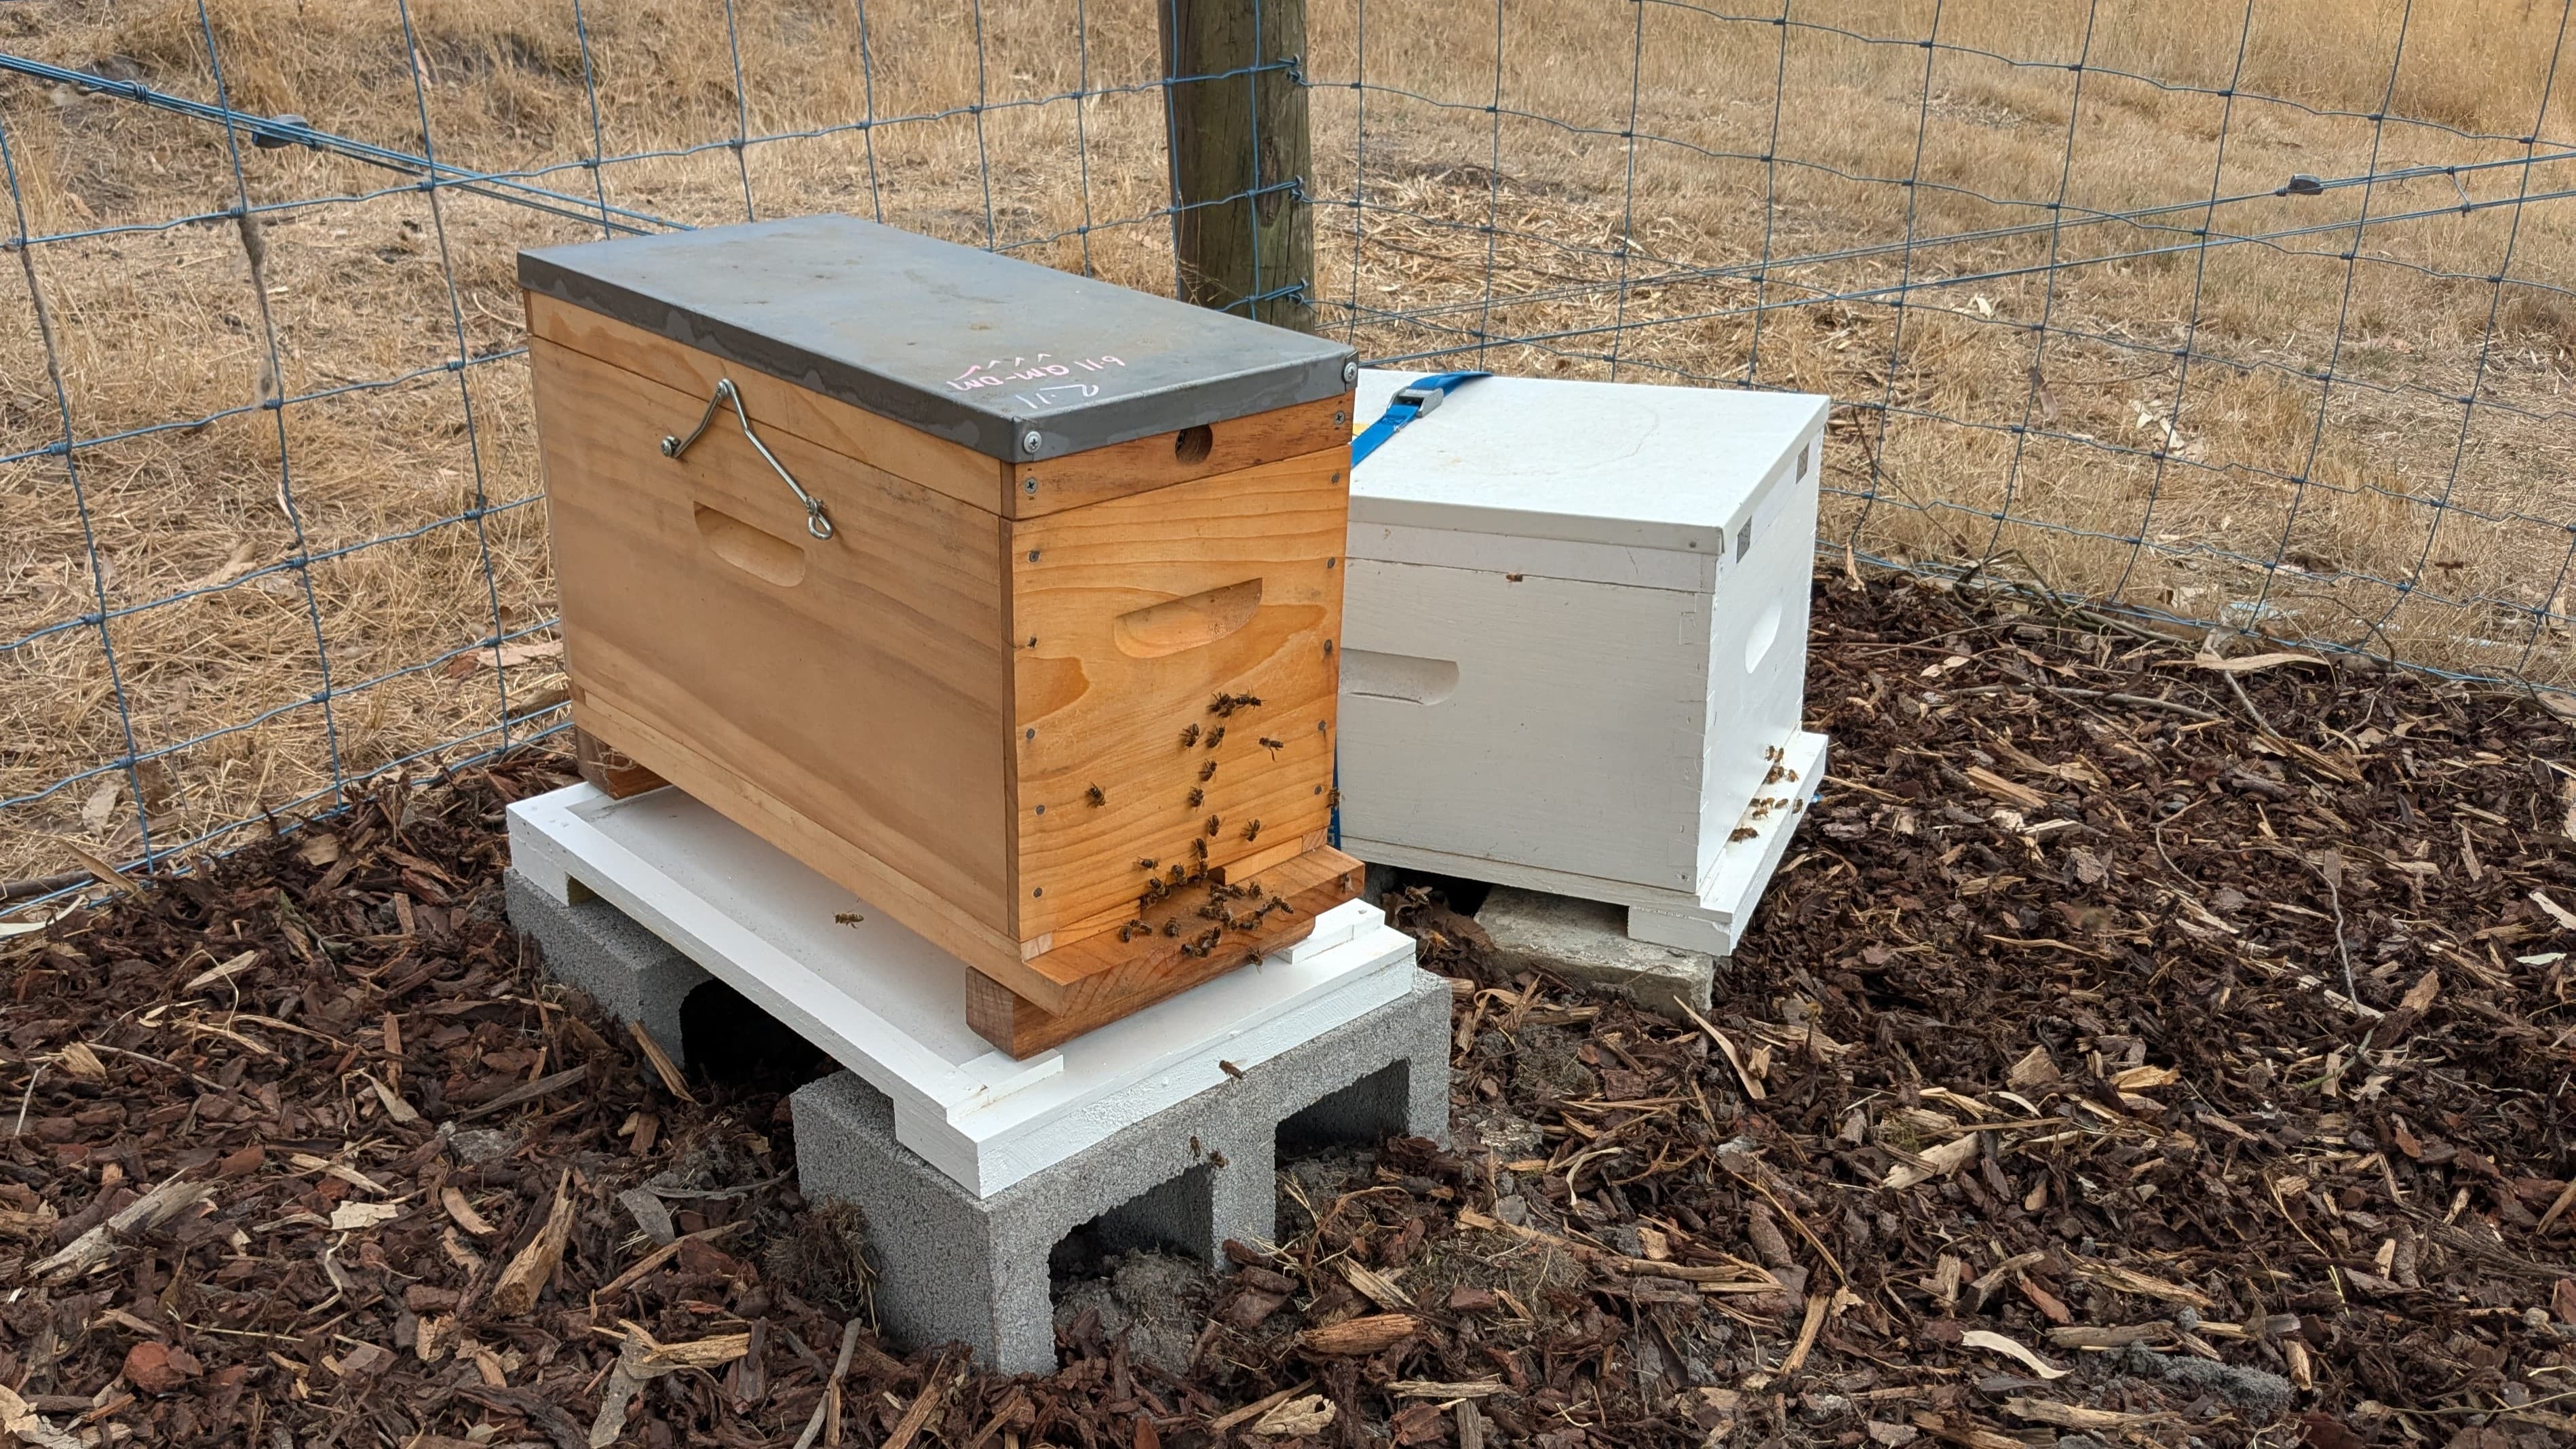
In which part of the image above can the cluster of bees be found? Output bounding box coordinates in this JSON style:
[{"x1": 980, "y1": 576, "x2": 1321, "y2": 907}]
[
  {"x1": 1107, "y1": 691, "x2": 1300, "y2": 957},
  {"x1": 1115, "y1": 865, "x2": 1303, "y2": 957},
  {"x1": 1761, "y1": 741, "x2": 1801, "y2": 789},
  {"x1": 1730, "y1": 744, "x2": 1807, "y2": 841}
]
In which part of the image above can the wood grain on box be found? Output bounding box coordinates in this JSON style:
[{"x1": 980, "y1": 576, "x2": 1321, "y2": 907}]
[
  {"x1": 531, "y1": 338, "x2": 1021, "y2": 964},
  {"x1": 1007, "y1": 393, "x2": 1349, "y2": 517},
  {"x1": 531, "y1": 292, "x2": 1348, "y2": 520},
  {"x1": 1010, "y1": 446, "x2": 1345, "y2": 942},
  {"x1": 528, "y1": 293, "x2": 1014, "y2": 516}
]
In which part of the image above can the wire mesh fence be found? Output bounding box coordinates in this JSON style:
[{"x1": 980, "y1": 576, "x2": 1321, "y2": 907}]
[{"x1": 3, "y1": 0, "x2": 2573, "y2": 903}]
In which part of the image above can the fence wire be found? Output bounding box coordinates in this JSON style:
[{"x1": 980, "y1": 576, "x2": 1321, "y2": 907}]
[{"x1": 3, "y1": 0, "x2": 2572, "y2": 907}]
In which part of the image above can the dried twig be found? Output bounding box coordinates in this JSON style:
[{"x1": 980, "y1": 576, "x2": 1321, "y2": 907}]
[{"x1": 790, "y1": 1319, "x2": 865, "y2": 1449}]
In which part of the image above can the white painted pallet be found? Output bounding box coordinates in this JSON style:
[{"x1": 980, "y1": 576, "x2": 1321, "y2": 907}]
[
  {"x1": 1346, "y1": 729, "x2": 1827, "y2": 956},
  {"x1": 507, "y1": 783, "x2": 1419, "y2": 1197},
  {"x1": 1339, "y1": 369, "x2": 1830, "y2": 954}
]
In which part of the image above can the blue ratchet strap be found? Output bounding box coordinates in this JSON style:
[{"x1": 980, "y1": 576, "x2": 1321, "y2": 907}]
[
  {"x1": 1333, "y1": 370, "x2": 1491, "y2": 848},
  {"x1": 1348, "y1": 370, "x2": 1491, "y2": 467}
]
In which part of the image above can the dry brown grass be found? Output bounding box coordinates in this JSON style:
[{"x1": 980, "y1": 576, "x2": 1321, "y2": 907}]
[{"x1": 3, "y1": 0, "x2": 2574, "y2": 883}]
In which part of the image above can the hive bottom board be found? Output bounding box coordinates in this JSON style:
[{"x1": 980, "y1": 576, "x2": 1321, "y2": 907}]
[
  {"x1": 505, "y1": 782, "x2": 1421, "y2": 1197},
  {"x1": 1343, "y1": 728, "x2": 1829, "y2": 958},
  {"x1": 565, "y1": 719, "x2": 1362, "y2": 1059}
]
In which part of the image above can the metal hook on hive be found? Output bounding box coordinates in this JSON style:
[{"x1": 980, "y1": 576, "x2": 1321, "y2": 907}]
[{"x1": 661, "y1": 377, "x2": 835, "y2": 541}]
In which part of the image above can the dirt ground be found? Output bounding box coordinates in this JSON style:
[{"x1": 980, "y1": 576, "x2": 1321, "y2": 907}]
[{"x1": 0, "y1": 571, "x2": 2572, "y2": 1448}]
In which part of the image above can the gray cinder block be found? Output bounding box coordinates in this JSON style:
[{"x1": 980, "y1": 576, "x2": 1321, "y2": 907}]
[
  {"x1": 1478, "y1": 885, "x2": 1716, "y2": 1021},
  {"x1": 505, "y1": 867, "x2": 713, "y2": 1067},
  {"x1": 790, "y1": 969, "x2": 1452, "y2": 1372}
]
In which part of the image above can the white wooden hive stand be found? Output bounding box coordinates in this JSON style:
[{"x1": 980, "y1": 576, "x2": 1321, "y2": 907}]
[
  {"x1": 1336, "y1": 369, "x2": 1832, "y2": 957},
  {"x1": 505, "y1": 781, "x2": 1424, "y2": 1198}
]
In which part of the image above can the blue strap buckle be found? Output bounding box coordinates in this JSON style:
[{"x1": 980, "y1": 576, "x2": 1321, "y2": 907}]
[
  {"x1": 1349, "y1": 369, "x2": 1490, "y2": 467},
  {"x1": 1390, "y1": 382, "x2": 1454, "y2": 415}
]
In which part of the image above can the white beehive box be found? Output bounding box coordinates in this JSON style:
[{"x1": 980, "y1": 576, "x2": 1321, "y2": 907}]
[{"x1": 1337, "y1": 370, "x2": 1830, "y2": 956}]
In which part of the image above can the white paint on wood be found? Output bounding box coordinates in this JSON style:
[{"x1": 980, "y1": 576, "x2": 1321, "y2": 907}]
[
  {"x1": 1343, "y1": 727, "x2": 1822, "y2": 954},
  {"x1": 1631, "y1": 729, "x2": 1829, "y2": 956},
  {"x1": 1689, "y1": 461, "x2": 1820, "y2": 891},
  {"x1": 1339, "y1": 370, "x2": 1829, "y2": 940},
  {"x1": 1349, "y1": 370, "x2": 1827, "y2": 556},
  {"x1": 507, "y1": 783, "x2": 1414, "y2": 1197},
  {"x1": 1339, "y1": 558, "x2": 1710, "y2": 892},
  {"x1": 1347, "y1": 520, "x2": 1720, "y2": 592}
]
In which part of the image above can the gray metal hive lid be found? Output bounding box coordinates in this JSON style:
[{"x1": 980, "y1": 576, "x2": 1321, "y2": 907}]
[{"x1": 520, "y1": 214, "x2": 1356, "y2": 464}]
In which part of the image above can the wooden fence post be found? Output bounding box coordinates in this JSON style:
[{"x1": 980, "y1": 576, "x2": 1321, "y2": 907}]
[{"x1": 1159, "y1": 0, "x2": 1313, "y2": 333}]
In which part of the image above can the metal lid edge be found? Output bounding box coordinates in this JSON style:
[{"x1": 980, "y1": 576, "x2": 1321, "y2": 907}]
[{"x1": 518, "y1": 247, "x2": 1356, "y2": 463}]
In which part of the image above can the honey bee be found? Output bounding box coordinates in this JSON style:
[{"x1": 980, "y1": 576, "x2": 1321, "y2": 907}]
[
  {"x1": 1209, "y1": 691, "x2": 1263, "y2": 716},
  {"x1": 1327, "y1": 787, "x2": 1341, "y2": 807},
  {"x1": 1204, "y1": 815, "x2": 1221, "y2": 837},
  {"x1": 1190, "y1": 836, "x2": 1208, "y2": 862},
  {"x1": 1163, "y1": 919, "x2": 1180, "y2": 937},
  {"x1": 1167, "y1": 864, "x2": 1185, "y2": 887},
  {"x1": 1204, "y1": 726, "x2": 1226, "y2": 750},
  {"x1": 1117, "y1": 917, "x2": 1151, "y2": 942},
  {"x1": 1187, "y1": 787, "x2": 1204, "y2": 807},
  {"x1": 1136, "y1": 857, "x2": 1157, "y2": 871},
  {"x1": 1179, "y1": 723, "x2": 1201, "y2": 748},
  {"x1": 1257, "y1": 736, "x2": 1285, "y2": 757},
  {"x1": 1199, "y1": 759, "x2": 1218, "y2": 783},
  {"x1": 1085, "y1": 784, "x2": 1106, "y2": 807},
  {"x1": 1242, "y1": 819, "x2": 1261, "y2": 842}
]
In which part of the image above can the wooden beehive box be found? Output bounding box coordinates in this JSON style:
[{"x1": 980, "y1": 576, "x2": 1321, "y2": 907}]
[
  {"x1": 520, "y1": 216, "x2": 1362, "y2": 1057},
  {"x1": 1338, "y1": 370, "x2": 1830, "y2": 956}
]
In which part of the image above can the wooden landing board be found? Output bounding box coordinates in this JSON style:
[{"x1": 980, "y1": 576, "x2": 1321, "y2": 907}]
[
  {"x1": 573, "y1": 726, "x2": 668, "y2": 800},
  {"x1": 967, "y1": 845, "x2": 1364, "y2": 1057}
]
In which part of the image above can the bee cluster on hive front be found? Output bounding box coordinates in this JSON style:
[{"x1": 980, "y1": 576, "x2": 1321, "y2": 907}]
[
  {"x1": 1099, "y1": 685, "x2": 1327, "y2": 959},
  {"x1": 1761, "y1": 742, "x2": 1801, "y2": 788}
]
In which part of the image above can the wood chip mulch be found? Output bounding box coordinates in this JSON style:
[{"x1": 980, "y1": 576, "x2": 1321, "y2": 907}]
[{"x1": 1, "y1": 571, "x2": 2572, "y2": 1448}]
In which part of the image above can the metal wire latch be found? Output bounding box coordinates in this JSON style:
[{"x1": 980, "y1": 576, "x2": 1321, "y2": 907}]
[{"x1": 660, "y1": 378, "x2": 834, "y2": 540}]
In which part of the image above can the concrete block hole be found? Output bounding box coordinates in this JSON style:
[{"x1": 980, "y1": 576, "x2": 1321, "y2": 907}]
[
  {"x1": 1279, "y1": 1057, "x2": 1413, "y2": 1159},
  {"x1": 1050, "y1": 1162, "x2": 1215, "y2": 1285},
  {"x1": 1051, "y1": 1059, "x2": 1426, "y2": 1369},
  {"x1": 677, "y1": 977, "x2": 832, "y2": 1092}
]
